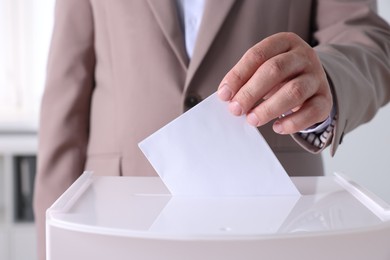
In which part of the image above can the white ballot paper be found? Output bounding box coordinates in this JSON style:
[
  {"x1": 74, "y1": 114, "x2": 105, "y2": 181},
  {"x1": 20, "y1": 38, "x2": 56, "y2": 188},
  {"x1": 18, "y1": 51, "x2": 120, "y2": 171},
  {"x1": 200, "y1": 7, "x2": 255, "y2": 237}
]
[{"x1": 138, "y1": 92, "x2": 300, "y2": 197}]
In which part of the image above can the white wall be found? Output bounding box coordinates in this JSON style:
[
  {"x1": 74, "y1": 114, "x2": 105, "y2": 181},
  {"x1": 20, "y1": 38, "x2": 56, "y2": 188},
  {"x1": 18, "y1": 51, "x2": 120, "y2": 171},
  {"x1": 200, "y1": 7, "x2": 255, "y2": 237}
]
[
  {"x1": 0, "y1": 0, "x2": 54, "y2": 131},
  {"x1": 323, "y1": 0, "x2": 390, "y2": 203}
]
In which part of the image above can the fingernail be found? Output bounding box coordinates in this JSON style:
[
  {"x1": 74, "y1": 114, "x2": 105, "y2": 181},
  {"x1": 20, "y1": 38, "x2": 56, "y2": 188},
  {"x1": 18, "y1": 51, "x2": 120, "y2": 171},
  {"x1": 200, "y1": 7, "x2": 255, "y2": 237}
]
[
  {"x1": 273, "y1": 121, "x2": 284, "y2": 134},
  {"x1": 218, "y1": 84, "x2": 233, "y2": 101},
  {"x1": 247, "y1": 113, "x2": 259, "y2": 126},
  {"x1": 229, "y1": 101, "x2": 243, "y2": 116}
]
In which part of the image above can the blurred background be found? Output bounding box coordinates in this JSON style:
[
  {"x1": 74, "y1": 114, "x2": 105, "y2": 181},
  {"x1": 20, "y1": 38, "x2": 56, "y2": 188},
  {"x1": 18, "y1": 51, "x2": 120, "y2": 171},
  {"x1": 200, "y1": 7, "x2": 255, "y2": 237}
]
[{"x1": 0, "y1": 1, "x2": 389, "y2": 260}]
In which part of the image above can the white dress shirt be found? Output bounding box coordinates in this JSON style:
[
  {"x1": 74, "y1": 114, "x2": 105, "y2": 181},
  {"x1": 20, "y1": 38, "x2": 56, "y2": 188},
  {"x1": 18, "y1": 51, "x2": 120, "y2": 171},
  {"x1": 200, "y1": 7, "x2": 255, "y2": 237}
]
[{"x1": 176, "y1": 0, "x2": 205, "y2": 58}]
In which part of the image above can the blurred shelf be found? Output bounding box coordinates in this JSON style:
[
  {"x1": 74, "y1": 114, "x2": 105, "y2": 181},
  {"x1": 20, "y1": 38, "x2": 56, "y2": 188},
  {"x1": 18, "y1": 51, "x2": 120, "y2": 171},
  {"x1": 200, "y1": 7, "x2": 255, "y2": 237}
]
[{"x1": 0, "y1": 133, "x2": 37, "y2": 260}]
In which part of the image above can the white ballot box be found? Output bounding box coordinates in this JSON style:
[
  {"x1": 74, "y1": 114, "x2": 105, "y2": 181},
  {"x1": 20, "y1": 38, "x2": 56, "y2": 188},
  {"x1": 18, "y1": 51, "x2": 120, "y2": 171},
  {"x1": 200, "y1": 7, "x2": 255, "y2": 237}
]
[{"x1": 46, "y1": 172, "x2": 390, "y2": 260}]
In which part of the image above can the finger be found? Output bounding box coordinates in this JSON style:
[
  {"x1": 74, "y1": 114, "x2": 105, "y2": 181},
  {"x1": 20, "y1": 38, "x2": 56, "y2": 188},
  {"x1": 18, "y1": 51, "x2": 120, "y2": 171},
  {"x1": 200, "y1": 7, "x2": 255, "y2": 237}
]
[
  {"x1": 217, "y1": 33, "x2": 294, "y2": 102},
  {"x1": 272, "y1": 96, "x2": 332, "y2": 134},
  {"x1": 263, "y1": 82, "x2": 284, "y2": 100},
  {"x1": 230, "y1": 50, "x2": 307, "y2": 115},
  {"x1": 246, "y1": 74, "x2": 318, "y2": 126}
]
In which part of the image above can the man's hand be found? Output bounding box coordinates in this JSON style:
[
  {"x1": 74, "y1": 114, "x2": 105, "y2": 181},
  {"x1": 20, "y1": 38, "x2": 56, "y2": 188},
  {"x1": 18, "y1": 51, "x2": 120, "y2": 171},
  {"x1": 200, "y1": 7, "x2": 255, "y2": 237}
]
[{"x1": 217, "y1": 32, "x2": 333, "y2": 134}]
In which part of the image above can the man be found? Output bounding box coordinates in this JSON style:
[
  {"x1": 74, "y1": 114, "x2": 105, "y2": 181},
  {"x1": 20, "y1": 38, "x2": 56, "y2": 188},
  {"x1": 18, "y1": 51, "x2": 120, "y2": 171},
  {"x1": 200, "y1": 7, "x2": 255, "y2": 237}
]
[{"x1": 34, "y1": 0, "x2": 390, "y2": 259}]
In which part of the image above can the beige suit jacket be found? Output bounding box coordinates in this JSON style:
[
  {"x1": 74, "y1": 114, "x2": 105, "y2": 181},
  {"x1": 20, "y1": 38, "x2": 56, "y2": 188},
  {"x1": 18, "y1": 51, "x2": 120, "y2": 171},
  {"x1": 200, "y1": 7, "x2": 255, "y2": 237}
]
[{"x1": 34, "y1": 0, "x2": 390, "y2": 259}]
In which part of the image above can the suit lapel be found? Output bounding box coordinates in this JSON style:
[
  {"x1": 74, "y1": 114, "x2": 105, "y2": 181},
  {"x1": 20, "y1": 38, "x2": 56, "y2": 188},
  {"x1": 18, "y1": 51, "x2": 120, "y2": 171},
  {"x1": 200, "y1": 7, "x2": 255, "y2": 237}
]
[
  {"x1": 147, "y1": 0, "x2": 189, "y2": 70},
  {"x1": 185, "y1": 0, "x2": 236, "y2": 90}
]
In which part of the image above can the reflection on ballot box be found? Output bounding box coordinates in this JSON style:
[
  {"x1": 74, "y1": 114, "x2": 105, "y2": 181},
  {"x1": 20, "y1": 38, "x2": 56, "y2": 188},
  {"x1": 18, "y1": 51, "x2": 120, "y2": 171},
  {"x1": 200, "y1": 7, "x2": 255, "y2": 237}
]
[{"x1": 46, "y1": 172, "x2": 390, "y2": 260}]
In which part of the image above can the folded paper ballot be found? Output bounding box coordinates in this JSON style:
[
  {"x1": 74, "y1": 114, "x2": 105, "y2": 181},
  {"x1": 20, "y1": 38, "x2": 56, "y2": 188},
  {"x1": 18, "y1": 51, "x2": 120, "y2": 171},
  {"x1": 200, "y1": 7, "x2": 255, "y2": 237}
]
[{"x1": 138, "y1": 92, "x2": 300, "y2": 197}]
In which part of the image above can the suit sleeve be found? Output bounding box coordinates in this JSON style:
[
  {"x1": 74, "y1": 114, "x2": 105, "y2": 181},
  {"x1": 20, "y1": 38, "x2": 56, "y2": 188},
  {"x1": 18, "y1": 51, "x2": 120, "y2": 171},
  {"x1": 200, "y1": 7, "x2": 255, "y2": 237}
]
[
  {"x1": 33, "y1": 0, "x2": 95, "y2": 258},
  {"x1": 293, "y1": 0, "x2": 390, "y2": 155}
]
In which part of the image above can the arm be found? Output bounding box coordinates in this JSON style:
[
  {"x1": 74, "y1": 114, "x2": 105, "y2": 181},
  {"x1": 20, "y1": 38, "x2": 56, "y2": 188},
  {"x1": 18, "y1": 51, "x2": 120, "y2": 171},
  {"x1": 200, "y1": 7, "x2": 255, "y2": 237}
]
[
  {"x1": 311, "y1": 0, "x2": 390, "y2": 155},
  {"x1": 33, "y1": 0, "x2": 95, "y2": 258},
  {"x1": 217, "y1": 0, "x2": 390, "y2": 155}
]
